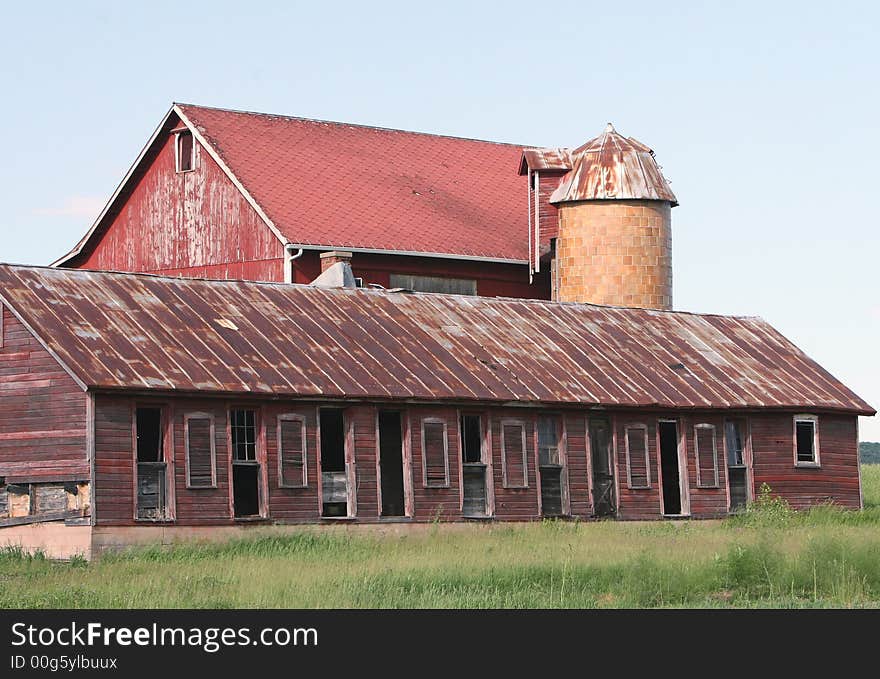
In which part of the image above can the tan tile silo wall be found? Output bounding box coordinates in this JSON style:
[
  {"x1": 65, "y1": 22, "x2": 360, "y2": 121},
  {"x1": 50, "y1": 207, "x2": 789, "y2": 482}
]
[{"x1": 556, "y1": 200, "x2": 672, "y2": 309}]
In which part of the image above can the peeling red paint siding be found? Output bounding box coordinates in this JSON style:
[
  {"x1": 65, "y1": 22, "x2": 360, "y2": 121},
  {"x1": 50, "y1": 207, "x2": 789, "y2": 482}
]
[
  {"x1": 73, "y1": 131, "x2": 285, "y2": 280},
  {"x1": 0, "y1": 305, "x2": 88, "y2": 482}
]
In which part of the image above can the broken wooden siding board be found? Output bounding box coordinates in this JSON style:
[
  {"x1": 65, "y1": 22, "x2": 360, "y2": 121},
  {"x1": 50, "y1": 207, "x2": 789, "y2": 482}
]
[
  {"x1": 0, "y1": 508, "x2": 84, "y2": 528},
  {"x1": 34, "y1": 485, "x2": 68, "y2": 514}
]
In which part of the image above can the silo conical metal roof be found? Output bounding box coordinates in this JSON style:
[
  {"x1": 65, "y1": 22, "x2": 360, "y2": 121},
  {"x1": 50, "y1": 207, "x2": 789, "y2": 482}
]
[{"x1": 549, "y1": 123, "x2": 677, "y2": 205}]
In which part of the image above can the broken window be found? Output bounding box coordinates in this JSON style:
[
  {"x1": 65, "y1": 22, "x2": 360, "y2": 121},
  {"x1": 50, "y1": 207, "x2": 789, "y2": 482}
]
[
  {"x1": 278, "y1": 415, "x2": 307, "y2": 488},
  {"x1": 421, "y1": 418, "x2": 449, "y2": 488},
  {"x1": 460, "y1": 414, "x2": 488, "y2": 517},
  {"x1": 320, "y1": 409, "x2": 349, "y2": 516},
  {"x1": 136, "y1": 407, "x2": 168, "y2": 519},
  {"x1": 795, "y1": 415, "x2": 819, "y2": 465},
  {"x1": 625, "y1": 425, "x2": 650, "y2": 489},
  {"x1": 724, "y1": 420, "x2": 745, "y2": 466},
  {"x1": 185, "y1": 413, "x2": 216, "y2": 488},
  {"x1": 501, "y1": 420, "x2": 528, "y2": 488},
  {"x1": 389, "y1": 274, "x2": 477, "y2": 296},
  {"x1": 230, "y1": 409, "x2": 260, "y2": 517},
  {"x1": 176, "y1": 131, "x2": 194, "y2": 172},
  {"x1": 694, "y1": 424, "x2": 719, "y2": 488},
  {"x1": 538, "y1": 416, "x2": 560, "y2": 466}
]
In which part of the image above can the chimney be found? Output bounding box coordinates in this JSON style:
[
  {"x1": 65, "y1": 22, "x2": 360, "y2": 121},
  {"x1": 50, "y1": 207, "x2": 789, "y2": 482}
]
[
  {"x1": 320, "y1": 250, "x2": 353, "y2": 273},
  {"x1": 547, "y1": 124, "x2": 677, "y2": 310}
]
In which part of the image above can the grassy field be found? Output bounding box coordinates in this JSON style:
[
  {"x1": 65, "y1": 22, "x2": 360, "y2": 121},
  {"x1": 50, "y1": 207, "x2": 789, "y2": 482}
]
[{"x1": 2, "y1": 466, "x2": 880, "y2": 609}]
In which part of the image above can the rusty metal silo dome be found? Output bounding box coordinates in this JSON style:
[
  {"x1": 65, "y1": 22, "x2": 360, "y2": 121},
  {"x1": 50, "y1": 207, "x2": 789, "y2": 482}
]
[{"x1": 550, "y1": 123, "x2": 677, "y2": 310}]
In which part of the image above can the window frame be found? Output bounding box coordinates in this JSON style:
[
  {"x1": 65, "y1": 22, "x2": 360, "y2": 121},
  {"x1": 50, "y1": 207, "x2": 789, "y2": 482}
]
[
  {"x1": 389, "y1": 273, "x2": 478, "y2": 296},
  {"x1": 175, "y1": 130, "x2": 195, "y2": 173},
  {"x1": 793, "y1": 414, "x2": 820, "y2": 468},
  {"x1": 421, "y1": 417, "x2": 450, "y2": 488},
  {"x1": 132, "y1": 403, "x2": 174, "y2": 522},
  {"x1": 694, "y1": 423, "x2": 720, "y2": 489},
  {"x1": 500, "y1": 418, "x2": 529, "y2": 489},
  {"x1": 184, "y1": 412, "x2": 217, "y2": 489},
  {"x1": 277, "y1": 413, "x2": 308, "y2": 488},
  {"x1": 624, "y1": 424, "x2": 651, "y2": 489}
]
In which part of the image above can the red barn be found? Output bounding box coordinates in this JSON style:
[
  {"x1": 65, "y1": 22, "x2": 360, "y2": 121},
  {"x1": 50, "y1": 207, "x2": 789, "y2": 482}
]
[
  {"x1": 0, "y1": 103, "x2": 874, "y2": 556},
  {"x1": 0, "y1": 264, "x2": 872, "y2": 557}
]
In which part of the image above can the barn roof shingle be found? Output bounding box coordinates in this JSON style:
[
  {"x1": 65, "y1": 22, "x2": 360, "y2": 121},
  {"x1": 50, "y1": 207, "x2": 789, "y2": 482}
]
[{"x1": 0, "y1": 264, "x2": 872, "y2": 415}]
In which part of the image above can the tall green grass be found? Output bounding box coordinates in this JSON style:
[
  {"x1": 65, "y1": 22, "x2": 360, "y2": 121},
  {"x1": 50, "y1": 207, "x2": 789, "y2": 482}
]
[{"x1": 2, "y1": 466, "x2": 879, "y2": 609}]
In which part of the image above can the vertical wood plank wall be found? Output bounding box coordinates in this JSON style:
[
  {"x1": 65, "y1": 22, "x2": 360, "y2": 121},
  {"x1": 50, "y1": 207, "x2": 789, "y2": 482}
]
[{"x1": 89, "y1": 395, "x2": 864, "y2": 526}]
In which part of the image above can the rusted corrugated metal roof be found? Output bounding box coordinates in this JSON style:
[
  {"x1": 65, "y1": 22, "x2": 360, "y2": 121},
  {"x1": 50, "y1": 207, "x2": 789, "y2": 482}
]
[
  {"x1": 519, "y1": 148, "x2": 572, "y2": 173},
  {"x1": 0, "y1": 264, "x2": 872, "y2": 414},
  {"x1": 549, "y1": 123, "x2": 678, "y2": 205}
]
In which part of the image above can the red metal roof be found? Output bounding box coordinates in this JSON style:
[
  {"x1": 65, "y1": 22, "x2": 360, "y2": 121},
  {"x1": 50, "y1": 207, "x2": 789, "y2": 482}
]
[
  {"x1": 176, "y1": 104, "x2": 532, "y2": 262},
  {"x1": 549, "y1": 123, "x2": 677, "y2": 205},
  {"x1": 0, "y1": 264, "x2": 872, "y2": 415}
]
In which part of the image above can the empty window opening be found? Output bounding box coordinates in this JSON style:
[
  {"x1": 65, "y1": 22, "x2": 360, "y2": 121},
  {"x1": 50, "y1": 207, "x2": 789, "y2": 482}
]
[
  {"x1": 378, "y1": 411, "x2": 405, "y2": 517},
  {"x1": 460, "y1": 414, "x2": 487, "y2": 517},
  {"x1": 658, "y1": 420, "x2": 683, "y2": 516},
  {"x1": 389, "y1": 274, "x2": 477, "y2": 296},
  {"x1": 501, "y1": 420, "x2": 528, "y2": 488},
  {"x1": 230, "y1": 409, "x2": 260, "y2": 518},
  {"x1": 278, "y1": 416, "x2": 307, "y2": 488},
  {"x1": 725, "y1": 419, "x2": 748, "y2": 512},
  {"x1": 624, "y1": 425, "x2": 650, "y2": 489},
  {"x1": 176, "y1": 131, "x2": 194, "y2": 172},
  {"x1": 795, "y1": 416, "x2": 818, "y2": 465},
  {"x1": 320, "y1": 409, "x2": 348, "y2": 517},
  {"x1": 694, "y1": 424, "x2": 719, "y2": 488},
  {"x1": 538, "y1": 415, "x2": 563, "y2": 516},
  {"x1": 136, "y1": 407, "x2": 167, "y2": 520},
  {"x1": 589, "y1": 418, "x2": 615, "y2": 517}
]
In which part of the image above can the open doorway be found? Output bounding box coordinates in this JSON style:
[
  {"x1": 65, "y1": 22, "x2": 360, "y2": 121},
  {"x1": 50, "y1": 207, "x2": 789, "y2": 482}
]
[
  {"x1": 460, "y1": 413, "x2": 488, "y2": 517},
  {"x1": 378, "y1": 411, "x2": 405, "y2": 517},
  {"x1": 658, "y1": 420, "x2": 686, "y2": 516},
  {"x1": 135, "y1": 406, "x2": 169, "y2": 520},
  {"x1": 320, "y1": 409, "x2": 349, "y2": 517}
]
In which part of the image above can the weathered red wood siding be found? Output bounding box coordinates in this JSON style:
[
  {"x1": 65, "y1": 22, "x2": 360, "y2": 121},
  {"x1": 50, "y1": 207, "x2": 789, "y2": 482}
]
[
  {"x1": 536, "y1": 170, "x2": 566, "y2": 244},
  {"x1": 89, "y1": 395, "x2": 863, "y2": 526},
  {"x1": 489, "y1": 409, "x2": 539, "y2": 520},
  {"x1": 0, "y1": 305, "x2": 87, "y2": 481},
  {"x1": 750, "y1": 412, "x2": 861, "y2": 509},
  {"x1": 614, "y1": 416, "x2": 662, "y2": 520},
  {"x1": 71, "y1": 128, "x2": 285, "y2": 281},
  {"x1": 564, "y1": 414, "x2": 591, "y2": 518},
  {"x1": 683, "y1": 415, "x2": 728, "y2": 518},
  {"x1": 292, "y1": 251, "x2": 549, "y2": 300}
]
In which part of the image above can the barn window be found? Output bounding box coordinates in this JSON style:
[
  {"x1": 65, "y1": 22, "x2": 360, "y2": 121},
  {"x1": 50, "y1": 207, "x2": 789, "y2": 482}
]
[
  {"x1": 694, "y1": 424, "x2": 719, "y2": 488},
  {"x1": 278, "y1": 415, "x2": 307, "y2": 488},
  {"x1": 421, "y1": 418, "x2": 449, "y2": 488},
  {"x1": 185, "y1": 413, "x2": 216, "y2": 488},
  {"x1": 724, "y1": 420, "x2": 746, "y2": 466},
  {"x1": 624, "y1": 425, "x2": 650, "y2": 489},
  {"x1": 135, "y1": 406, "x2": 169, "y2": 520},
  {"x1": 319, "y1": 408, "x2": 350, "y2": 517},
  {"x1": 230, "y1": 409, "x2": 261, "y2": 517},
  {"x1": 460, "y1": 414, "x2": 482, "y2": 464},
  {"x1": 501, "y1": 419, "x2": 528, "y2": 488},
  {"x1": 794, "y1": 415, "x2": 819, "y2": 466},
  {"x1": 389, "y1": 274, "x2": 477, "y2": 296},
  {"x1": 176, "y1": 131, "x2": 194, "y2": 172}
]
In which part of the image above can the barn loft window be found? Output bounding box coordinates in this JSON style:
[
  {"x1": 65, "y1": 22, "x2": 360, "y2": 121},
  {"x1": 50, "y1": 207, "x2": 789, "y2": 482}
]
[
  {"x1": 175, "y1": 130, "x2": 194, "y2": 173},
  {"x1": 231, "y1": 409, "x2": 261, "y2": 517},
  {"x1": 624, "y1": 425, "x2": 650, "y2": 489},
  {"x1": 694, "y1": 424, "x2": 719, "y2": 488},
  {"x1": 794, "y1": 415, "x2": 819, "y2": 466},
  {"x1": 389, "y1": 274, "x2": 477, "y2": 296},
  {"x1": 501, "y1": 419, "x2": 528, "y2": 489},
  {"x1": 421, "y1": 418, "x2": 450, "y2": 488},
  {"x1": 185, "y1": 413, "x2": 216, "y2": 488},
  {"x1": 278, "y1": 415, "x2": 307, "y2": 488},
  {"x1": 135, "y1": 406, "x2": 169, "y2": 520}
]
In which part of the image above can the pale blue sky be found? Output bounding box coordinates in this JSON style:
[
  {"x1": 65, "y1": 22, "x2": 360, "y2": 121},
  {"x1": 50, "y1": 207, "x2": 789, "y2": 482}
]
[{"x1": 1, "y1": 1, "x2": 877, "y2": 438}]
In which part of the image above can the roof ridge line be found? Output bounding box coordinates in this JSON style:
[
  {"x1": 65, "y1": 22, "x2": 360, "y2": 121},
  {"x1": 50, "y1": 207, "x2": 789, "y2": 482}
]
[{"x1": 175, "y1": 102, "x2": 539, "y2": 148}]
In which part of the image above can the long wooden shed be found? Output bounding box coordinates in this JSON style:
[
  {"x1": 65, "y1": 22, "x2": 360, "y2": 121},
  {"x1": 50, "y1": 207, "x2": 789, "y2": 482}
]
[{"x1": 0, "y1": 264, "x2": 873, "y2": 557}]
